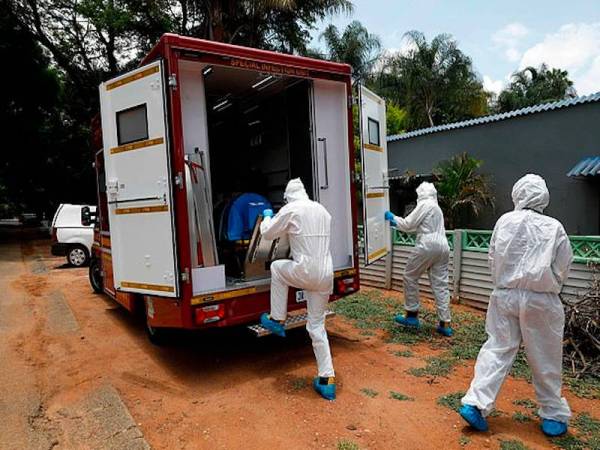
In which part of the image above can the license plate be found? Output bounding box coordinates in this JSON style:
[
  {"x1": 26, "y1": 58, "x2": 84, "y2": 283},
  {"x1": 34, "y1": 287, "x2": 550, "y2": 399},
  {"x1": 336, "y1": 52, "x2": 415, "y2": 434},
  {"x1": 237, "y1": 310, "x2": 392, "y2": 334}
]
[{"x1": 295, "y1": 290, "x2": 306, "y2": 303}]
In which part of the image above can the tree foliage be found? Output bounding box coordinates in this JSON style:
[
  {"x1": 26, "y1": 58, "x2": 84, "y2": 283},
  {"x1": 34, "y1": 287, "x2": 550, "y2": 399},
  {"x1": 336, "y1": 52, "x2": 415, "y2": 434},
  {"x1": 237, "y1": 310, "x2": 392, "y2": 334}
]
[
  {"x1": 0, "y1": 2, "x2": 94, "y2": 216},
  {"x1": 5, "y1": 0, "x2": 354, "y2": 214},
  {"x1": 372, "y1": 31, "x2": 489, "y2": 130},
  {"x1": 386, "y1": 103, "x2": 408, "y2": 136},
  {"x1": 495, "y1": 64, "x2": 576, "y2": 113},
  {"x1": 318, "y1": 20, "x2": 381, "y2": 80},
  {"x1": 434, "y1": 152, "x2": 494, "y2": 229}
]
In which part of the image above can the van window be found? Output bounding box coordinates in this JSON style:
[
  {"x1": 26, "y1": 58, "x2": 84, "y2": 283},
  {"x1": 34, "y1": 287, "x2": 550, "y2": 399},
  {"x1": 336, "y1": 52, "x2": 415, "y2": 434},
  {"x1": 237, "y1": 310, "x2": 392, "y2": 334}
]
[
  {"x1": 116, "y1": 104, "x2": 148, "y2": 145},
  {"x1": 368, "y1": 117, "x2": 380, "y2": 146}
]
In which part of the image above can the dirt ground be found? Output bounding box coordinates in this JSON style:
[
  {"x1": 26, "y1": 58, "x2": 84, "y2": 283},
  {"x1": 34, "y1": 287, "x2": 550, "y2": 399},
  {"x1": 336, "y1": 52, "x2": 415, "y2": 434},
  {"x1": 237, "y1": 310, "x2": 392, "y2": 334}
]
[{"x1": 1, "y1": 234, "x2": 599, "y2": 450}]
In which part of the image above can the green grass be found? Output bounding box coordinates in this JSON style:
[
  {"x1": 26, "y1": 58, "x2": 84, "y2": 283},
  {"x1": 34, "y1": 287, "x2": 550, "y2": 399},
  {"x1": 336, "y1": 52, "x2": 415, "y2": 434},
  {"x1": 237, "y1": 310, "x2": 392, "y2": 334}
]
[
  {"x1": 288, "y1": 377, "x2": 309, "y2": 392},
  {"x1": 572, "y1": 412, "x2": 600, "y2": 435},
  {"x1": 360, "y1": 388, "x2": 378, "y2": 398},
  {"x1": 551, "y1": 435, "x2": 587, "y2": 450},
  {"x1": 512, "y1": 411, "x2": 532, "y2": 423},
  {"x1": 333, "y1": 291, "x2": 398, "y2": 331},
  {"x1": 549, "y1": 412, "x2": 600, "y2": 450},
  {"x1": 337, "y1": 439, "x2": 360, "y2": 450},
  {"x1": 459, "y1": 435, "x2": 471, "y2": 447},
  {"x1": 512, "y1": 398, "x2": 537, "y2": 410},
  {"x1": 389, "y1": 391, "x2": 414, "y2": 401},
  {"x1": 392, "y1": 349, "x2": 414, "y2": 358},
  {"x1": 437, "y1": 391, "x2": 465, "y2": 412},
  {"x1": 564, "y1": 375, "x2": 600, "y2": 400},
  {"x1": 499, "y1": 440, "x2": 529, "y2": 450},
  {"x1": 408, "y1": 355, "x2": 458, "y2": 378},
  {"x1": 338, "y1": 290, "x2": 600, "y2": 400}
]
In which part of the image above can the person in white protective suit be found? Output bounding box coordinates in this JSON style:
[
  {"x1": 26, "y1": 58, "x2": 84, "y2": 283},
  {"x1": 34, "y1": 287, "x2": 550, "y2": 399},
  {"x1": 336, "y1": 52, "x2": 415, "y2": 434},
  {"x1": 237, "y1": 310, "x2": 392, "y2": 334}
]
[
  {"x1": 460, "y1": 174, "x2": 572, "y2": 437},
  {"x1": 259, "y1": 178, "x2": 336, "y2": 400},
  {"x1": 384, "y1": 182, "x2": 453, "y2": 337}
]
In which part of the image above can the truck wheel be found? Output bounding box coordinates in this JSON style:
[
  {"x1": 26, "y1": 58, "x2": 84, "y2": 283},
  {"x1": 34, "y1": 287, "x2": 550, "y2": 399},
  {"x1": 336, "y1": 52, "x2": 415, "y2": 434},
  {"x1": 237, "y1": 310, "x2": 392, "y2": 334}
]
[
  {"x1": 145, "y1": 321, "x2": 170, "y2": 346},
  {"x1": 145, "y1": 299, "x2": 169, "y2": 345},
  {"x1": 89, "y1": 257, "x2": 103, "y2": 293},
  {"x1": 67, "y1": 245, "x2": 89, "y2": 267}
]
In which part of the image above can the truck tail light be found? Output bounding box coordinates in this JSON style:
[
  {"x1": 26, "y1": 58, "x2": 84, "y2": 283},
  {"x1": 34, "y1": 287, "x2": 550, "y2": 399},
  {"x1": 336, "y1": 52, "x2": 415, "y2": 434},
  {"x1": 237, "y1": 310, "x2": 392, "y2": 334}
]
[
  {"x1": 194, "y1": 304, "x2": 225, "y2": 325},
  {"x1": 336, "y1": 277, "x2": 357, "y2": 295}
]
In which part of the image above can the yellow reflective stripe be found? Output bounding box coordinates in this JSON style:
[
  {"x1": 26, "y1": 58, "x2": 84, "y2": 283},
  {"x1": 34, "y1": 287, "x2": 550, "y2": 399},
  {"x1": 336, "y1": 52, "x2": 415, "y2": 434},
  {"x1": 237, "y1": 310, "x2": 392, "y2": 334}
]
[
  {"x1": 366, "y1": 192, "x2": 385, "y2": 199},
  {"x1": 363, "y1": 143, "x2": 383, "y2": 152},
  {"x1": 110, "y1": 137, "x2": 164, "y2": 155},
  {"x1": 191, "y1": 287, "x2": 257, "y2": 305},
  {"x1": 121, "y1": 281, "x2": 174, "y2": 292},
  {"x1": 115, "y1": 205, "x2": 168, "y2": 215},
  {"x1": 334, "y1": 268, "x2": 356, "y2": 278},
  {"x1": 106, "y1": 65, "x2": 160, "y2": 91},
  {"x1": 368, "y1": 247, "x2": 387, "y2": 261}
]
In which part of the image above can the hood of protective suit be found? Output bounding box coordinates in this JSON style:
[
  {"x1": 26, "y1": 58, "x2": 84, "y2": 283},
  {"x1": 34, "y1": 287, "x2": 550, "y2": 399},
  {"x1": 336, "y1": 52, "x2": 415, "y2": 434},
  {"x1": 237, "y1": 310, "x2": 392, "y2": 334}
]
[
  {"x1": 416, "y1": 182, "x2": 438, "y2": 203},
  {"x1": 511, "y1": 174, "x2": 549, "y2": 213},
  {"x1": 284, "y1": 178, "x2": 309, "y2": 203}
]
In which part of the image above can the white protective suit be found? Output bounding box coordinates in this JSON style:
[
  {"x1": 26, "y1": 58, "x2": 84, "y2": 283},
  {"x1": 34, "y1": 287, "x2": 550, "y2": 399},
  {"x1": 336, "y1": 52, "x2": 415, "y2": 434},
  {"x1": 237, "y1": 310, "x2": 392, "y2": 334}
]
[
  {"x1": 462, "y1": 174, "x2": 572, "y2": 423},
  {"x1": 391, "y1": 182, "x2": 451, "y2": 322},
  {"x1": 260, "y1": 178, "x2": 335, "y2": 377}
]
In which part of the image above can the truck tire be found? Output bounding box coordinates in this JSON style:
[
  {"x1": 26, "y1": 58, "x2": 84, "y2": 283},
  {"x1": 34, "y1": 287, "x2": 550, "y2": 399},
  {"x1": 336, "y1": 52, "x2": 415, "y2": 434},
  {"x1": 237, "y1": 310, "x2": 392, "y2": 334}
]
[
  {"x1": 67, "y1": 245, "x2": 89, "y2": 267},
  {"x1": 145, "y1": 321, "x2": 170, "y2": 346},
  {"x1": 89, "y1": 257, "x2": 103, "y2": 293},
  {"x1": 145, "y1": 299, "x2": 170, "y2": 345}
]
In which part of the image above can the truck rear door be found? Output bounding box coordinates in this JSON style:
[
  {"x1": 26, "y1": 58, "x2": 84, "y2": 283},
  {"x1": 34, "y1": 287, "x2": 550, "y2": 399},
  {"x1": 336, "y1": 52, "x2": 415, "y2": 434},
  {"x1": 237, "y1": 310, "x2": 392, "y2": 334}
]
[
  {"x1": 359, "y1": 85, "x2": 391, "y2": 265},
  {"x1": 99, "y1": 61, "x2": 179, "y2": 297}
]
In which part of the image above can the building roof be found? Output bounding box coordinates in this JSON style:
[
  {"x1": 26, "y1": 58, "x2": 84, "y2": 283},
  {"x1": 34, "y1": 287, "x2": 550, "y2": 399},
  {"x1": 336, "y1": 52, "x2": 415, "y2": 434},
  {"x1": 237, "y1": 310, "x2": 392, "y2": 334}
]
[
  {"x1": 567, "y1": 156, "x2": 600, "y2": 177},
  {"x1": 388, "y1": 92, "x2": 600, "y2": 142}
]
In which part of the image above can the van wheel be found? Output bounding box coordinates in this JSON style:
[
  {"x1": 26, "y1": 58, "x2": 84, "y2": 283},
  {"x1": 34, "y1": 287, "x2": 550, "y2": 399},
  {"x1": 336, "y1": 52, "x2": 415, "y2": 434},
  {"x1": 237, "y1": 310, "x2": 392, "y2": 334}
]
[
  {"x1": 89, "y1": 257, "x2": 103, "y2": 293},
  {"x1": 67, "y1": 245, "x2": 89, "y2": 267}
]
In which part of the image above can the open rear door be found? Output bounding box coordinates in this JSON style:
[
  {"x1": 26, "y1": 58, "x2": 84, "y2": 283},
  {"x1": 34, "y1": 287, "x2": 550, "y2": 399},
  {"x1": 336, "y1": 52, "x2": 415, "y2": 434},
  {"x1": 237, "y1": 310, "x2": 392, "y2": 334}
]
[
  {"x1": 359, "y1": 85, "x2": 391, "y2": 265},
  {"x1": 99, "y1": 61, "x2": 179, "y2": 297}
]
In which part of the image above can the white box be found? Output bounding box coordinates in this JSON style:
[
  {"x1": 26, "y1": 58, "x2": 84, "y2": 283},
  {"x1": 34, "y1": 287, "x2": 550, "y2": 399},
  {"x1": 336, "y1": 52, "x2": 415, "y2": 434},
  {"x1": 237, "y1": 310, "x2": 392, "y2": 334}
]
[{"x1": 192, "y1": 265, "x2": 226, "y2": 294}]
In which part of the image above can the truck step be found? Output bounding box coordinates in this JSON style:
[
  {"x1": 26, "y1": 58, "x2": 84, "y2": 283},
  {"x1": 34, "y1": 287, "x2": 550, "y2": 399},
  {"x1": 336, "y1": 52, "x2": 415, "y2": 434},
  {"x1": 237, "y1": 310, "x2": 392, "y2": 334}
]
[{"x1": 248, "y1": 310, "x2": 336, "y2": 337}]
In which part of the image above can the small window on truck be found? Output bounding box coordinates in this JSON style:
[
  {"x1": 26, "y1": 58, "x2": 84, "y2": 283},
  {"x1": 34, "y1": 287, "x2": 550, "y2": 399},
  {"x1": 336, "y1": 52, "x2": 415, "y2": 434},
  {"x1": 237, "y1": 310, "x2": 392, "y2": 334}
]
[
  {"x1": 116, "y1": 104, "x2": 149, "y2": 145},
  {"x1": 368, "y1": 117, "x2": 380, "y2": 146}
]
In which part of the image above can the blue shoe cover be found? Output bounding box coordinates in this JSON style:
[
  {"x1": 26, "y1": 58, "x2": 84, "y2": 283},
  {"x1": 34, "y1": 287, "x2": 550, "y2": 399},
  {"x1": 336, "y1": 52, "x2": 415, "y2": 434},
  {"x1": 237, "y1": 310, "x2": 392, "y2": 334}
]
[
  {"x1": 260, "y1": 313, "x2": 286, "y2": 337},
  {"x1": 541, "y1": 419, "x2": 568, "y2": 437},
  {"x1": 459, "y1": 405, "x2": 489, "y2": 432},
  {"x1": 436, "y1": 325, "x2": 454, "y2": 337},
  {"x1": 394, "y1": 314, "x2": 420, "y2": 328},
  {"x1": 313, "y1": 377, "x2": 336, "y2": 400}
]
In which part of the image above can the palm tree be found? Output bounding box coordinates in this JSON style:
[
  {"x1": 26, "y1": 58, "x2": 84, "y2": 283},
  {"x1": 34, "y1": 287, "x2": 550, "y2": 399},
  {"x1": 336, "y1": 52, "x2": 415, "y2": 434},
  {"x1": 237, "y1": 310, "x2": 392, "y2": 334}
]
[
  {"x1": 373, "y1": 31, "x2": 488, "y2": 129},
  {"x1": 434, "y1": 152, "x2": 494, "y2": 229},
  {"x1": 495, "y1": 64, "x2": 576, "y2": 113},
  {"x1": 320, "y1": 20, "x2": 381, "y2": 80}
]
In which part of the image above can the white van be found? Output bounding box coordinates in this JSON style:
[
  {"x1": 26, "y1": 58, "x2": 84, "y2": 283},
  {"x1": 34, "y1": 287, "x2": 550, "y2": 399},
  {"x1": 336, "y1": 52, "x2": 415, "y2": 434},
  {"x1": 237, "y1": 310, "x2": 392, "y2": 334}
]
[{"x1": 51, "y1": 204, "x2": 96, "y2": 267}]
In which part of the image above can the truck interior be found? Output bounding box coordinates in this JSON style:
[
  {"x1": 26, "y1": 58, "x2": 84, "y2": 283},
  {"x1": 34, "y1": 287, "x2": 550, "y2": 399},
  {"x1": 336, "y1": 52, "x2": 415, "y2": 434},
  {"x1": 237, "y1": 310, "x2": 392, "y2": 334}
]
[{"x1": 178, "y1": 60, "x2": 354, "y2": 294}]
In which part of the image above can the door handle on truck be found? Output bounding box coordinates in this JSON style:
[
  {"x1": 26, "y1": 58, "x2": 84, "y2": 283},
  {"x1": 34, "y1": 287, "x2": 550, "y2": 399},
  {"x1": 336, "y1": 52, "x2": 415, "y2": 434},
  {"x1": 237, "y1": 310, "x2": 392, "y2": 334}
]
[{"x1": 318, "y1": 137, "x2": 329, "y2": 190}]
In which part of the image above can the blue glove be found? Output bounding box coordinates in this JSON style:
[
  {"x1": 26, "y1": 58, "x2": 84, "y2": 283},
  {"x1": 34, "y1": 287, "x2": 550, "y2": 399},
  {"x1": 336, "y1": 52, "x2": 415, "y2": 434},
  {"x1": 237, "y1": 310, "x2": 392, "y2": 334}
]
[
  {"x1": 263, "y1": 209, "x2": 273, "y2": 218},
  {"x1": 384, "y1": 211, "x2": 395, "y2": 222}
]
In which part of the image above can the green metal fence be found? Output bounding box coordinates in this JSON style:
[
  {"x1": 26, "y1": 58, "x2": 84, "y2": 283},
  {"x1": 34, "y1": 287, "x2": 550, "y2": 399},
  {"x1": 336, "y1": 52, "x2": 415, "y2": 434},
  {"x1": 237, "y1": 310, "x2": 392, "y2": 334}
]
[
  {"x1": 461, "y1": 230, "x2": 492, "y2": 253},
  {"x1": 361, "y1": 226, "x2": 600, "y2": 264},
  {"x1": 569, "y1": 235, "x2": 600, "y2": 264},
  {"x1": 392, "y1": 230, "x2": 454, "y2": 250}
]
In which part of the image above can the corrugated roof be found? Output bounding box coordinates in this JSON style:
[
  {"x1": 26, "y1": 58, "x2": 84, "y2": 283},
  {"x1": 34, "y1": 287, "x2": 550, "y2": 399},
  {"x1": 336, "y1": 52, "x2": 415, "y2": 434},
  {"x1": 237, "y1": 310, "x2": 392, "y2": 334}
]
[
  {"x1": 567, "y1": 156, "x2": 600, "y2": 177},
  {"x1": 388, "y1": 92, "x2": 600, "y2": 142}
]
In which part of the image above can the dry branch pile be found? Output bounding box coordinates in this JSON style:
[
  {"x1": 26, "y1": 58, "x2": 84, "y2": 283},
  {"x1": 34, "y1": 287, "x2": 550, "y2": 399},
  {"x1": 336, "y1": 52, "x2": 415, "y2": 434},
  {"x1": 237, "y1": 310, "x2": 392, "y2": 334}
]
[{"x1": 562, "y1": 264, "x2": 600, "y2": 379}]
